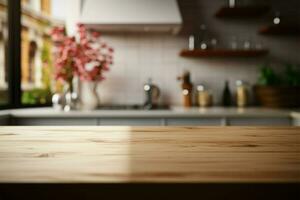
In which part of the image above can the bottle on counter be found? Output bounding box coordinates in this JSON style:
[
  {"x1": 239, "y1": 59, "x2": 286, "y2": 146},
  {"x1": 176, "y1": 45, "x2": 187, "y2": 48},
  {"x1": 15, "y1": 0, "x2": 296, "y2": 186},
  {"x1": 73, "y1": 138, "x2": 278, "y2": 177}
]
[
  {"x1": 177, "y1": 71, "x2": 193, "y2": 108},
  {"x1": 235, "y1": 80, "x2": 249, "y2": 108},
  {"x1": 197, "y1": 84, "x2": 213, "y2": 107},
  {"x1": 222, "y1": 80, "x2": 232, "y2": 107}
]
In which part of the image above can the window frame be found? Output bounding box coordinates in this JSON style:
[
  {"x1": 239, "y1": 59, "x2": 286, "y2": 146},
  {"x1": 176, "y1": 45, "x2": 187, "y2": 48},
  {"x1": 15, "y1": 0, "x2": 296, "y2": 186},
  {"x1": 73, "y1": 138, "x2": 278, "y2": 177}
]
[
  {"x1": 8, "y1": 0, "x2": 21, "y2": 108},
  {"x1": 0, "y1": 0, "x2": 20, "y2": 109},
  {"x1": 0, "y1": 0, "x2": 51, "y2": 110}
]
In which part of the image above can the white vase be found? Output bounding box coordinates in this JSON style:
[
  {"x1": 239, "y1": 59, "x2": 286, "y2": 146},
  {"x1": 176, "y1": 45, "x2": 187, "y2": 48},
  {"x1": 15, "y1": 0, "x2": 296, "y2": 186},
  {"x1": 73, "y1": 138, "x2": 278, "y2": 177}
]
[{"x1": 81, "y1": 81, "x2": 99, "y2": 110}]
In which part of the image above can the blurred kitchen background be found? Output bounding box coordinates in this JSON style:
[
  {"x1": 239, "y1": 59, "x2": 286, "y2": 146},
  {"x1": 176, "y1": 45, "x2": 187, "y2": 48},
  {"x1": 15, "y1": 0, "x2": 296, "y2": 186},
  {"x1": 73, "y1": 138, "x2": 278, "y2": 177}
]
[{"x1": 0, "y1": 0, "x2": 299, "y2": 109}]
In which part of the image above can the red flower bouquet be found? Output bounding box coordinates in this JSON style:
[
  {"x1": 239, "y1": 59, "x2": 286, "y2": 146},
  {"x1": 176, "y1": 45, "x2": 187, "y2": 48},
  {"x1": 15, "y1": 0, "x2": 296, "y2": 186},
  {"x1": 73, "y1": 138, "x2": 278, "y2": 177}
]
[{"x1": 51, "y1": 24, "x2": 114, "y2": 84}]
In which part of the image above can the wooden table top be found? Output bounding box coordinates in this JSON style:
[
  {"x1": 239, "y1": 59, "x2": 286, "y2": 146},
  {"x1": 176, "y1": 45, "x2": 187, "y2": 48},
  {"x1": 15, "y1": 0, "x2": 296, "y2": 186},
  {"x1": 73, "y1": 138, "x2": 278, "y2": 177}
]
[{"x1": 0, "y1": 126, "x2": 299, "y2": 183}]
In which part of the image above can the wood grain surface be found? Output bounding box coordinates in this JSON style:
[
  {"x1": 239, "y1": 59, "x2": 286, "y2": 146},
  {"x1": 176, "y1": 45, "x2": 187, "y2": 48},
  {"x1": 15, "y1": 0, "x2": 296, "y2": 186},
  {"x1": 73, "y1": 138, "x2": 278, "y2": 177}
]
[{"x1": 0, "y1": 126, "x2": 299, "y2": 183}]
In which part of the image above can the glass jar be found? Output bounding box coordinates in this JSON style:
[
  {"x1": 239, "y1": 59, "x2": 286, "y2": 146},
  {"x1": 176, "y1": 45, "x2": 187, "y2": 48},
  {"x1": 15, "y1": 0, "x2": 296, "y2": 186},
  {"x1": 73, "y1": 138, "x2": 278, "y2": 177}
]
[
  {"x1": 197, "y1": 84, "x2": 213, "y2": 107},
  {"x1": 236, "y1": 80, "x2": 249, "y2": 108}
]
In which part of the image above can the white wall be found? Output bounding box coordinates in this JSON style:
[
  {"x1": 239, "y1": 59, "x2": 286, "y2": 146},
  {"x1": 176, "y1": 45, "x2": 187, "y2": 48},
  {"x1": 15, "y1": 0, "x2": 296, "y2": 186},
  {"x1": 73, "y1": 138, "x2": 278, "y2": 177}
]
[{"x1": 53, "y1": 0, "x2": 81, "y2": 35}]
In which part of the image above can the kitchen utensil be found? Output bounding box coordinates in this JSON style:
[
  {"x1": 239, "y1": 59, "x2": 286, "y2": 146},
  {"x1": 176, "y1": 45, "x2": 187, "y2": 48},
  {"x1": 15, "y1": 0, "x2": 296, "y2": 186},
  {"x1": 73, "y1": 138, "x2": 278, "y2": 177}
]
[{"x1": 143, "y1": 78, "x2": 160, "y2": 110}]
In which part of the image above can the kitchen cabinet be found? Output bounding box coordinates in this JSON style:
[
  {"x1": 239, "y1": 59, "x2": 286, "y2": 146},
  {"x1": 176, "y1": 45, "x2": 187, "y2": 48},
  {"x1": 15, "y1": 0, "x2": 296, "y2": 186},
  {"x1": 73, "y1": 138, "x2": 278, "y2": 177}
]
[
  {"x1": 3, "y1": 107, "x2": 293, "y2": 126},
  {"x1": 0, "y1": 115, "x2": 9, "y2": 125},
  {"x1": 166, "y1": 118, "x2": 223, "y2": 126},
  {"x1": 227, "y1": 117, "x2": 291, "y2": 126},
  {"x1": 11, "y1": 118, "x2": 98, "y2": 126},
  {"x1": 10, "y1": 117, "x2": 225, "y2": 126},
  {"x1": 98, "y1": 118, "x2": 162, "y2": 126},
  {"x1": 8, "y1": 116, "x2": 292, "y2": 126},
  {"x1": 99, "y1": 117, "x2": 225, "y2": 126}
]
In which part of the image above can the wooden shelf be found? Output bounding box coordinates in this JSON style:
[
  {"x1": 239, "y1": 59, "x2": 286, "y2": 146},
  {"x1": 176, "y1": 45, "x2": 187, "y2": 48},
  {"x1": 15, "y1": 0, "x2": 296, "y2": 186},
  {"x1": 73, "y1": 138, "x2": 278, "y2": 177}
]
[
  {"x1": 215, "y1": 5, "x2": 270, "y2": 18},
  {"x1": 259, "y1": 24, "x2": 300, "y2": 36},
  {"x1": 180, "y1": 49, "x2": 269, "y2": 58}
]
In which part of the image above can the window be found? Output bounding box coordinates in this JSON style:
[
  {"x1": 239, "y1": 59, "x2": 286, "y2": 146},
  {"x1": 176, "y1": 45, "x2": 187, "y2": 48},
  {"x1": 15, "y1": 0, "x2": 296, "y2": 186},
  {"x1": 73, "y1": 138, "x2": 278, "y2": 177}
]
[
  {"x1": 0, "y1": 0, "x2": 8, "y2": 106},
  {"x1": 20, "y1": 0, "x2": 66, "y2": 105},
  {"x1": 0, "y1": 0, "x2": 71, "y2": 109}
]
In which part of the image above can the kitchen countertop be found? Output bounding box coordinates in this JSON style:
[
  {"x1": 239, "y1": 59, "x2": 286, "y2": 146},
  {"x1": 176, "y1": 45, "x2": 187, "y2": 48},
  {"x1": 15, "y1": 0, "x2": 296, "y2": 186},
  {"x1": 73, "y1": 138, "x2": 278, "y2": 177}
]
[
  {"x1": 0, "y1": 107, "x2": 295, "y2": 118},
  {"x1": 291, "y1": 111, "x2": 300, "y2": 118},
  {"x1": 0, "y1": 126, "x2": 299, "y2": 183},
  {"x1": 0, "y1": 110, "x2": 10, "y2": 118}
]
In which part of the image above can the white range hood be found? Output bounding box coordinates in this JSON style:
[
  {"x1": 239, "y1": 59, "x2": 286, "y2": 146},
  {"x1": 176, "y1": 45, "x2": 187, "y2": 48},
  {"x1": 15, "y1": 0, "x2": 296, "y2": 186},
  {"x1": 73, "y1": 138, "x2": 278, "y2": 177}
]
[{"x1": 79, "y1": 0, "x2": 182, "y2": 34}]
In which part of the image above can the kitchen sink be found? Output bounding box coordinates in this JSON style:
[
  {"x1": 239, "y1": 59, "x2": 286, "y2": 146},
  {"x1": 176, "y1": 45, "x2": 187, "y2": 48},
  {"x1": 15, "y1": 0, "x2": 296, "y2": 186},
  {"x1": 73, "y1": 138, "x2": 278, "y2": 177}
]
[{"x1": 97, "y1": 104, "x2": 170, "y2": 110}]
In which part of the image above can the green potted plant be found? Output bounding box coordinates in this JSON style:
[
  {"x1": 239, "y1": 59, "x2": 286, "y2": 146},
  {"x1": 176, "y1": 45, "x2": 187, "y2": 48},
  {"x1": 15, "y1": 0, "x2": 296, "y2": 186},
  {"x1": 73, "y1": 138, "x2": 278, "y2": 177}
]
[{"x1": 253, "y1": 64, "x2": 300, "y2": 108}]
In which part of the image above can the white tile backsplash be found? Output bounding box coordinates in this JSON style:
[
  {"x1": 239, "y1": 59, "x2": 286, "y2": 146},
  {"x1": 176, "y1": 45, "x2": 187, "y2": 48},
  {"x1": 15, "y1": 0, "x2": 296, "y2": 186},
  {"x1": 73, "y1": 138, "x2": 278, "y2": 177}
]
[
  {"x1": 93, "y1": 34, "x2": 227, "y2": 105},
  {"x1": 91, "y1": 32, "x2": 300, "y2": 106}
]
